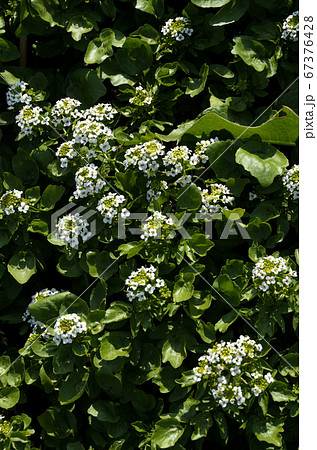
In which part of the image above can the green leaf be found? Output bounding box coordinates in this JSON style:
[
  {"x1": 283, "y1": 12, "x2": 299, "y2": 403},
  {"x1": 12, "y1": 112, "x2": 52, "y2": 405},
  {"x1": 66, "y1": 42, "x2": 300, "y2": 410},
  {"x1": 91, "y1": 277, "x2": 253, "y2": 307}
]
[
  {"x1": 29, "y1": 291, "x2": 88, "y2": 323},
  {"x1": 188, "y1": 234, "x2": 214, "y2": 256},
  {"x1": 28, "y1": 219, "x2": 49, "y2": 236},
  {"x1": 118, "y1": 242, "x2": 144, "y2": 258},
  {"x1": 210, "y1": 64, "x2": 235, "y2": 78},
  {"x1": 67, "y1": 69, "x2": 107, "y2": 107},
  {"x1": 12, "y1": 148, "x2": 39, "y2": 185},
  {"x1": 53, "y1": 345, "x2": 75, "y2": 375},
  {"x1": 184, "y1": 63, "x2": 209, "y2": 97},
  {"x1": 232, "y1": 36, "x2": 279, "y2": 76},
  {"x1": 58, "y1": 370, "x2": 89, "y2": 405},
  {"x1": 177, "y1": 183, "x2": 202, "y2": 210},
  {"x1": 151, "y1": 418, "x2": 184, "y2": 448},
  {"x1": 100, "y1": 332, "x2": 131, "y2": 360},
  {"x1": 250, "y1": 203, "x2": 279, "y2": 221},
  {"x1": 3, "y1": 172, "x2": 24, "y2": 191},
  {"x1": 162, "y1": 334, "x2": 186, "y2": 368},
  {"x1": 0, "y1": 230, "x2": 10, "y2": 248},
  {"x1": 213, "y1": 274, "x2": 240, "y2": 306},
  {"x1": 252, "y1": 419, "x2": 284, "y2": 447},
  {"x1": 8, "y1": 250, "x2": 37, "y2": 284},
  {"x1": 88, "y1": 401, "x2": 119, "y2": 423},
  {"x1": 269, "y1": 381, "x2": 297, "y2": 402},
  {"x1": 191, "y1": 0, "x2": 231, "y2": 7},
  {"x1": 131, "y1": 24, "x2": 160, "y2": 45},
  {"x1": 115, "y1": 38, "x2": 153, "y2": 76},
  {"x1": 279, "y1": 353, "x2": 299, "y2": 378},
  {"x1": 29, "y1": 0, "x2": 66, "y2": 27},
  {"x1": 86, "y1": 251, "x2": 118, "y2": 281},
  {"x1": 104, "y1": 302, "x2": 131, "y2": 324},
  {"x1": 173, "y1": 279, "x2": 194, "y2": 303},
  {"x1": 0, "y1": 386, "x2": 20, "y2": 409},
  {"x1": 214, "y1": 411, "x2": 228, "y2": 440},
  {"x1": 85, "y1": 29, "x2": 125, "y2": 65},
  {"x1": 215, "y1": 310, "x2": 238, "y2": 332},
  {"x1": 235, "y1": 141, "x2": 288, "y2": 187},
  {"x1": 135, "y1": 0, "x2": 164, "y2": 18},
  {"x1": 57, "y1": 254, "x2": 83, "y2": 278},
  {"x1": 209, "y1": 0, "x2": 249, "y2": 26},
  {"x1": 159, "y1": 107, "x2": 298, "y2": 146},
  {"x1": 247, "y1": 218, "x2": 272, "y2": 243},
  {"x1": 67, "y1": 15, "x2": 93, "y2": 41},
  {"x1": 191, "y1": 412, "x2": 213, "y2": 440},
  {"x1": 40, "y1": 185, "x2": 65, "y2": 210},
  {"x1": 0, "y1": 38, "x2": 19, "y2": 62}
]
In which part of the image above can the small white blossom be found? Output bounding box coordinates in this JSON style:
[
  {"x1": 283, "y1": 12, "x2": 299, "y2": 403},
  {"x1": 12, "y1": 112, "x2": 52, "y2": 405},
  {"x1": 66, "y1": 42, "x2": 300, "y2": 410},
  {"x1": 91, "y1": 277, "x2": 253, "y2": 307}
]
[
  {"x1": 56, "y1": 213, "x2": 92, "y2": 248},
  {"x1": 0, "y1": 190, "x2": 29, "y2": 216},
  {"x1": 51, "y1": 313, "x2": 87, "y2": 345},
  {"x1": 161, "y1": 17, "x2": 193, "y2": 43},
  {"x1": 73, "y1": 164, "x2": 106, "y2": 199},
  {"x1": 282, "y1": 165, "x2": 299, "y2": 200},
  {"x1": 281, "y1": 11, "x2": 299, "y2": 42},
  {"x1": 97, "y1": 192, "x2": 129, "y2": 224}
]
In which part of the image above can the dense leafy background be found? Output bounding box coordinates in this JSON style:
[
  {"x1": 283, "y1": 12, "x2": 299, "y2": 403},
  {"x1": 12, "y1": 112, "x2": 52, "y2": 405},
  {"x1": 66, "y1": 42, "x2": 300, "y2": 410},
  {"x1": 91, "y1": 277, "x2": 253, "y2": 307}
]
[{"x1": 0, "y1": 0, "x2": 298, "y2": 449}]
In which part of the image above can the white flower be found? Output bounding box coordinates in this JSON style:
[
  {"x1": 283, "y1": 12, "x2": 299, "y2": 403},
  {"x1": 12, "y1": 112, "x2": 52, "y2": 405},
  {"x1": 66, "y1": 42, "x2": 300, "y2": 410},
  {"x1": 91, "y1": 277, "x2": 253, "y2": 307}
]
[
  {"x1": 51, "y1": 313, "x2": 87, "y2": 345},
  {"x1": 56, "y1": 213, "x2": 91, "y2": 248},
  {"x1": 264, "y1": 373, "x2": 274, "y2": 383},
  {"x1": 16, "y1": 105, "x2": 43, "y2": 135},
  {"x1": 23, "y1": 288, "x2": 60, "y2": 334},
  {"x1": 6, "y1": 81, "x2": 33, "y2": 107},
  {"x1": 282, "y1": 165, "x2": 299, "y2": 199},
  {"x1": 161, "y1": 17, "x2": 193, "y2": 43},
  {"x1": 251, "y1": 386, "x2": 262, "y2": 396},
  {"x1": 281, "y1": 11, "x2": 299, "y2": 42},
  {"x1": 249, "y1": 192, "x2": 258, "y2": 201},
  {"x1": 73, "y1": 164, "x2": 106, "y2": 199},
  {"x1": 0, "y1": 190, "x2": 29, "y2": 216}
]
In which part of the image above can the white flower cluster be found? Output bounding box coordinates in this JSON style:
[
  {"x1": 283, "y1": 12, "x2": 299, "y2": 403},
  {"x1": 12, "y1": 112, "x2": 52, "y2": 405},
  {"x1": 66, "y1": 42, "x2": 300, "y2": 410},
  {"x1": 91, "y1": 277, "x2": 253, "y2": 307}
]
[
  {"x1": 199, "y1": 184, "x2": 234, "y2": 215},
  {"x1": 129, "y1": 86, "x2": 153, "y2": 107},
  {"x1": 83, "y1": 103, "x2": 118, "y2": 122},
  {"x1": 56, "y1": 213, "x2": 92, "y2": 248},
  {"x1": 163, "y1": 139, "x2": 218, "y2": 178},
  {"x1": 123, "y1": 140, "x2": 165, "y2": 177},
  {"x1": 51, "y1": 313, "x2": 87, "y2": 345},
  {"x1": 50, "y1": 97, "x2": 83, "y2": 127},
  {"x1": 190, "y1": 139, "x2": 219, "y2": 166},
  {"x1": 15, "y1": 105, "x2": 44, "y2": 136},
  {"x1": 146, "y1": 180, "x2": 168, "y2": 201},
  {"x1": 193, "y1": 336, "x2": 274, "y2": 409},
  {"x1": 125, "y1": 265, "x2": 170, "y2": 305},
  {"x1": 73, "y1": 119, "x2": 113, "y2": 150},
  {"x1": 281, "y1": 11, "x2": 299, "y2": 42},
  {"x1": 56, "y1": 140, "x2": 78, "y2": 168},
  {"x1": 22, "y1": 288, "x2": 60, "y2": 334},
  {"x1": 249, "y1": 192, "x2": 258, "y2": 201},
  {"x1": 163, "y1": 146, "x2": 191, "y2": 177},
  {"x1": 252, "y1": 255, "x2": 297, "y2": 294},
  {"x1": 141, "y1": 211, "x2": 174, "y2": 241},
  {"x1": 73, "y1": 164, "x2": 106, "y2": 199},
  {"x1": 175, "y1": 175, "x2": 192, "y2": 187},
  {"x1": 161, "y1": 17, "x2": 193, "y2": 42},
  {"x1": 282, "y1": 165, "x2": 299, "y2": 200},
  {"x1": 6, "y1": 81, "x2": 32, "y2": 107},
  {"x1": 0, "y1": 189, "x2": 29, "y2": 215},
  {"x1": 97, "y1": 192, "x2": 130, "y2": 224}
]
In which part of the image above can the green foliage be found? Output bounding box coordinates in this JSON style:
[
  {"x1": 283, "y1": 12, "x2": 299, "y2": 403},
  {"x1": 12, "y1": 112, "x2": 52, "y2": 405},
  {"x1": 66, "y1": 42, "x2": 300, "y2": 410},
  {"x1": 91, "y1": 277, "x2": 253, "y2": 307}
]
[{"x1": 0, "y1": 0, "x2": 298, "y2": 448}]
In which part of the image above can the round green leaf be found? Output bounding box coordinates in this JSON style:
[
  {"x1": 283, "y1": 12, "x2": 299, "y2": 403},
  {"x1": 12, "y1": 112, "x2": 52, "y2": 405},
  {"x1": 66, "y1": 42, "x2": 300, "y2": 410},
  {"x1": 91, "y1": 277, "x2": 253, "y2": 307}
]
[
  {"x1": 151, "y1": 418, "x2": 184, "y2": 448},
  {"x1": 8, "y1": 250, "x2": 37, "y2": 284},
  {"x1": 0, "y1": 386, "x2": 20, "y2": 409}
]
